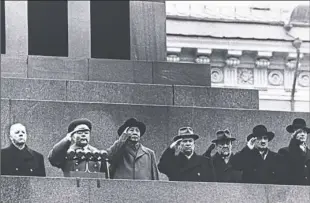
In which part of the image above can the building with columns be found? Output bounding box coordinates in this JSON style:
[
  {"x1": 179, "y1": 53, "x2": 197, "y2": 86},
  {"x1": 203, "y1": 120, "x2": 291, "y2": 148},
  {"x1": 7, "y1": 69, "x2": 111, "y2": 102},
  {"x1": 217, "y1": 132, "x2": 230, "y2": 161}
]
[
  {"x1": 166, "y1": 2, "x2": 310, "y2": 112},
  {"x1": 1, "y1": 1, "x2": 309, "y2": 112}
]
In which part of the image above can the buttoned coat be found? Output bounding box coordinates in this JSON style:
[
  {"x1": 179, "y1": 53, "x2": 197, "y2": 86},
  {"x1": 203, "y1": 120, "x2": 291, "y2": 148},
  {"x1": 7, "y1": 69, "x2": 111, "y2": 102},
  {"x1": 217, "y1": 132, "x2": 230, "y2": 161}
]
[
  {"x1": 107, "y1": 139, "x2": 159, "y2": 180},
  {"x1": 1, "y1": 144, "x2": 46, "y2": 177},
  {"x1": 278, "y1": 139, "x2": 310, "y2": 185},
  {"x1": 209, "y1": 153, "x2": 242, "y2": 183},
  {"x1": 230, "y1": 146, "x2": 285, "y2": 184},
  {"x1": 48, "y1": 137, "x2": 106, "y2": 177},
  {"x1": 158, "y1": 148, "x2": 215, "y2": 182}
]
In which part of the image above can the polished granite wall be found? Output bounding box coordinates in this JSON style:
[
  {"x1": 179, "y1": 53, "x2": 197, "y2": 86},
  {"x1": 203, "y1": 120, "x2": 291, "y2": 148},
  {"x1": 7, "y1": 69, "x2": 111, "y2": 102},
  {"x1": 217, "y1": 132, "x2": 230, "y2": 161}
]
[{"x1": 1, "y1": 176, "x2": 310, "y2": 203}]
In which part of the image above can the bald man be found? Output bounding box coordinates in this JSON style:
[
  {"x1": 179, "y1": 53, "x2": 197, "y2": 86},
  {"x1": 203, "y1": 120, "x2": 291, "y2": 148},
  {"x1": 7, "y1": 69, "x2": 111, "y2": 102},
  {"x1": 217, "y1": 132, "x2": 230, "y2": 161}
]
[{"x1": 1, "y1": 123, "x2": 46, "y2": 176}]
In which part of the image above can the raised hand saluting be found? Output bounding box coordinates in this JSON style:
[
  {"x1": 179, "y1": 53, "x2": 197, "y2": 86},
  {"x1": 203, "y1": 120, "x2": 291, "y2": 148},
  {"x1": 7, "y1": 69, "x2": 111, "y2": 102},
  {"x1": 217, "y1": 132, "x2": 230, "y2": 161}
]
[{"x1": 247, "y1": 137, "x2": 257, "y2": 150}]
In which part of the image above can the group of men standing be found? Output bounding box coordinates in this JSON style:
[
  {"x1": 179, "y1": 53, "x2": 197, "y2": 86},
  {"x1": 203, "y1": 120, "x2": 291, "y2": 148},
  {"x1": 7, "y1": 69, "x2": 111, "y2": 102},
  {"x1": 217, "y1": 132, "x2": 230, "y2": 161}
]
[{"x1": 1, "y1": 117, "x2": 310, "y2": 186}]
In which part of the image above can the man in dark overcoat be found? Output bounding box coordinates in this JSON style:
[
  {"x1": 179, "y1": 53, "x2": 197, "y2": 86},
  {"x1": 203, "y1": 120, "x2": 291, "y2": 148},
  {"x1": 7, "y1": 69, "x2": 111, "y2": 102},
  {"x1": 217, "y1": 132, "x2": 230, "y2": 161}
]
[
  {"x1": 230, "y1": 125, "x2": 285, "y2": 184},
  {"x1": 48, "y1": 118, "x2": 107, "y2": 177},
  {"x1": 203, "y1": 129, "x2": 242, "y2": 183},
  {"x1": 1, "y1": 123, "x2": 46, "y2": 176},
  {"x1": 278, "y1": 118, "x2": 310, "y2": 185},
  {"x1": 158, "y1": 127, "x2": 215, "y2": 182}
]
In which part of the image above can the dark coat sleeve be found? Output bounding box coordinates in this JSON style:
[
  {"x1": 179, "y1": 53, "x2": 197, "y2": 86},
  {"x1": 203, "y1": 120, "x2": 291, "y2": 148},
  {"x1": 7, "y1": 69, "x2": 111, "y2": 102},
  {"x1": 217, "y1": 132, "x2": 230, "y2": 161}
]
[
  {"x1": 277, "y1": 147, "x2": 291, "y2": 184},
  {"x1": 150, "y1": 150, "x2": 159, "y2": 180},
  {"x1": 157, "y1": 148, "x2": 177, "y2": 177},
  {"x1": 38, "y1": 153, "x2": 46, "y2": 177},
  {"x1": 48, "y1": 137, "x2": 71, "y2": 169},
  {"x1": 1, "y1": 149, "x2": 9, "y2": 175},
  {"x1": 230, "y1": 146, "x2": 253, "y2": 170},
  {"x1": 202, "y1": 143, "x2": 216, "y2": 158}
]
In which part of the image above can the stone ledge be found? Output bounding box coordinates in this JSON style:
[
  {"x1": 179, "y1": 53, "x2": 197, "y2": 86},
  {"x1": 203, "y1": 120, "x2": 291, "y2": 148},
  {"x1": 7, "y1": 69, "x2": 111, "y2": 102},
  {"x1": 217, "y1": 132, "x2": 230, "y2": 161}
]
[
  {"x1": 1, "y1": 99, "x2": 309, "y2": 177},
  {"x1": 1, "y1": 176, "x2": 310, "y2": 203},
  {"x1": 166, "y1": 19, "x2": 310, "y2": 41},
  {"x1": 1, "y1": 77, "x2": 257, "y2": 109},
  {"x1": 1, "y1": 55, "x2": 211, "y2": 86}
]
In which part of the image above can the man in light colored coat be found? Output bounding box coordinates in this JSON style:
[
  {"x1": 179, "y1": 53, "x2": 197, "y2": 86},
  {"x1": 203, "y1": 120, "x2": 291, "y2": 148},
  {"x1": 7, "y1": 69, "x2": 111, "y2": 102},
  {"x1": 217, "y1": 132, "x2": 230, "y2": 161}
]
[{"x1": 107, "y1": 118, "x2": 159, "y2": 180}]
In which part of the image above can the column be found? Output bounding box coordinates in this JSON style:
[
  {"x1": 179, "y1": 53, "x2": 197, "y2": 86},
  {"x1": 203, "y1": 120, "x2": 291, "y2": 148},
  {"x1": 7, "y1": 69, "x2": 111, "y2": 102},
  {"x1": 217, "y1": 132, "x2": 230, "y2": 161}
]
[
  {"x1": 130, "y1": 0, "x2": 166, "y2": 61},
  {"x1": 68, "y1": 1, "x2": 91, "y2": 58},
  {"x1": 224, "y1": 58, "x2": 239, "y2": 87},
  {"x1": 5, "y1": 1, "x2": 28, "y2": 55},
  {"x1": 284, "y1": 52, "x2": 303, "y2": 91},
  {"x1": 224, "y1": 50, "x2": 241, "y2": 87},
  {"x1": 1, "y1": 0, "x2": 5, "y2": 54},
  {"x1": 166, "y1": 47, "x2": 181, "y2": 62},
  {"x1": 254, "y1": 52, "x2": 272, "y2": 89}
]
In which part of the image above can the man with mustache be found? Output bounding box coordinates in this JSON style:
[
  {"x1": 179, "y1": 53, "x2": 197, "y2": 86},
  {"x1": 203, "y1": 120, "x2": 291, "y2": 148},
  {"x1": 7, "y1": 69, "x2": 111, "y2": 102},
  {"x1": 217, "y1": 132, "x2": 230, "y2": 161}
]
[
  {"x1": 278, "y1": 118, "x2": 310, "y2": 185},
  {"x1": 158, "y1": 127, "x2": 215, "y2": 182},
  {"x1": 106, "y1": 118, "x2": 159, "y2": 180},
  {"x1": 1, "y1": 123, "x2": 46, "y2": 176},
  {"x1": 230, "y1": 125, "x2": 284, "y2": 184},
  {"x1": 48, "y1": 118, "x2": 107, "y2": 177},
  {"x1": 203, "y1": 129, "x2": 242, "y2": 183}
]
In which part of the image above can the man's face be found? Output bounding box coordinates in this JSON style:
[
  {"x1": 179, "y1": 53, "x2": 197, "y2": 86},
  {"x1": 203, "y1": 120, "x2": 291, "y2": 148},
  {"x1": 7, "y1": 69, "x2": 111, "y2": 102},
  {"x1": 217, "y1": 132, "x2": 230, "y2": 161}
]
[
  {"x1": 180, "y1": 138, "x2": 195, "y2": 155},
  {"x1": 72, "y1": 124, "x2": 90, "y2": 147},
  {"x1": 216, "y1": 140, "x2": 232, "y2": 157},
  {"x1": 9, "y1": 123, "x2": 27, "y2": 146},
  {"x1": 293, "y1": 128, "x2": 308, "y2": 143},
  {"x1": 255, "y1": 135, "x2": 269, "y2": 150},
  {"x1": 127, "y1": 127, "x2": 141, "y2": 143}
]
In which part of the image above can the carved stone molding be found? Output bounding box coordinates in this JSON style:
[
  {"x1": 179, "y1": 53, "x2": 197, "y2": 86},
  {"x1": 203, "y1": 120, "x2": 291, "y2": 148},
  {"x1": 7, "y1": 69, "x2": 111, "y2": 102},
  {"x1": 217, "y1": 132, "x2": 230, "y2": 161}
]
[
  {"x1": 211, "y1": 68, "x2": 224, "y2": 83},
  {"x1": 197, "y1": 48, "x2": 212, "y2": 55},
  {"x1": 195, "y1": 56, "x2": 210, "y2": 64},
  {"x1": 298, "y1": 72, "x2": 310, "y2": 87},
  {"x1": 255, "y1": 58, "x2": 270, "y2": 68},
  {"x1": 286, "y1": 60, "x2": 301, "y2": 70},
  {"x1": 227, "y1": 50, "x2": 242, "y2": 57},
  {"x1": 167, "y1": 47, "x2": 181, "y2": 54},
  {"x1": 287, "y1": 52, "x2": 304, "y2": 60},
  {"x1": 268, "y1": 70, "x2": 284, "y2": 86},
  {"x1": 257, "y1": 51, "x2": 273, "y2": 58},
  {"x1": 167, "y1": 55, "x2": 180, "y2": 62},
  {"x1": 238, "y1": 68, "x2": 254, "y2": 85},
  {"x1": 226, "y1": 57, "x2": 240, "y2": 67}
]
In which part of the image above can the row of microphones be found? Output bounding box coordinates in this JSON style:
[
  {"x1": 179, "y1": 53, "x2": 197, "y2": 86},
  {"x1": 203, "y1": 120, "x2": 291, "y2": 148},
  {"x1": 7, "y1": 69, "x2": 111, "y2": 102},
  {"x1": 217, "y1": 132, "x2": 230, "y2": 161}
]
[{"x1": 67, "y1": 148, "x2": 108, "y2": 161}]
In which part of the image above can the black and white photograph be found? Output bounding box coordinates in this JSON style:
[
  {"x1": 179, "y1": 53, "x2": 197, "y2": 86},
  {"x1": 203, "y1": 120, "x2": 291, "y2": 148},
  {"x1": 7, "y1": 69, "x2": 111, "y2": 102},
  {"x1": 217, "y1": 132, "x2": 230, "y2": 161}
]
[{"x1": 0, "y1": 1, "x2": 309, "y2": 202}]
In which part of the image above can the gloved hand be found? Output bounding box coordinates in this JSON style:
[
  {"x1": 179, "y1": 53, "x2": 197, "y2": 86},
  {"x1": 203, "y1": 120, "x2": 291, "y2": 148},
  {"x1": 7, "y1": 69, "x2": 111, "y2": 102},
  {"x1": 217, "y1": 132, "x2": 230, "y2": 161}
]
[{"x1": 203, "y1": 143, "x2": 216, "y2": 158}]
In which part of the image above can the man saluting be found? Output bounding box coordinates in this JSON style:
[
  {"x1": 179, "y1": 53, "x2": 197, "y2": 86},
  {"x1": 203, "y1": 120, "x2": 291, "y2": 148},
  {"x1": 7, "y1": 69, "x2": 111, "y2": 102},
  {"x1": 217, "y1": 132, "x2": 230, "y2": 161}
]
[
  {"x1": 203, "y1": 129, "x2": 242, "y2": 183},
  {"x1": 158, "y1": 127, "x2": 215, "y2": 182},
  {"x1": 230, "y1": 125, "x2": 285, "y2": 184},
  {"x1": 278, "y1": 118, "x2": 310, "y2": 185},
  {"x1": 48, "y1": 119, "x2": 107, "y2": 177}
]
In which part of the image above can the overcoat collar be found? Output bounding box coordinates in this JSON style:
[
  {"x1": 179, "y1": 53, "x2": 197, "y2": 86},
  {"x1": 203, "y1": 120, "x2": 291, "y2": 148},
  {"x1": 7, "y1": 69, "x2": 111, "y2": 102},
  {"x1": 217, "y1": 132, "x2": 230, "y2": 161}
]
[
  {"x1": 178, "y1": 152, "x2": 202, "y2": 173},
  {"x1": 8, "y1": 144, "x2": 34, "y2": 160},
  {"x1": 126, "y1": 143, "x2": 148, "y2": 160}
]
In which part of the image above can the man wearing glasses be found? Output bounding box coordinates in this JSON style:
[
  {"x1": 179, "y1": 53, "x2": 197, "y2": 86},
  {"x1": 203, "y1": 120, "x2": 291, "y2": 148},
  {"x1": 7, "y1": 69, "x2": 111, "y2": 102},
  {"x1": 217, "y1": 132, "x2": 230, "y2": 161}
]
[
  {"x1": 48, "y1": 118, "x2": 107, "y2": 177},
  {"x1": 203, "y1": 129, "x2": 242, "y2": 183}
]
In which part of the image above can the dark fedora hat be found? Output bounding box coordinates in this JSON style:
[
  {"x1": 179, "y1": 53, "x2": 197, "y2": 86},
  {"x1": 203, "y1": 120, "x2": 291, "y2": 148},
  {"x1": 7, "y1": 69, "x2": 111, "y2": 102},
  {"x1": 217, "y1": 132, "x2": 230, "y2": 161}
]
[
  {"x1": 247, "y1": 125, "x2": 275, "y2": 141},
  {"x1": 286, "y1": 118, "x2": 310, "y2": 133},
  {"x1": 117, "y1": 118, "x2": 146, "y2": 136},
  {"x1": 68, "y1": 118, "x2": 92, "y2": 133},
  {"x1": 212, "y1": 129, "x2": 236, "y2": 143},
  {"x1": 173, "y1": 127, "x2": 199, "y2": 141}
]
